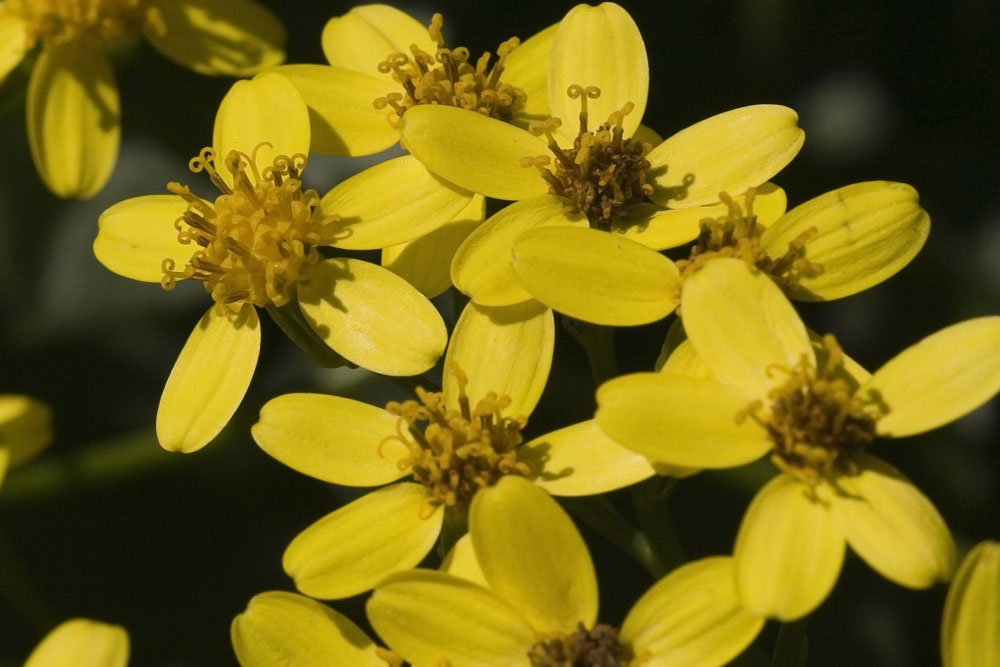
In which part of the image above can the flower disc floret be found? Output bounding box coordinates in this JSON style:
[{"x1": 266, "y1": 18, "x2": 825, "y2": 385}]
[
  {"x1": 3, "y1": 0, "x2": 160, "y2": 47},
  {"x1": 528, "y1": 622, "x2": 629, "y2": 667}
]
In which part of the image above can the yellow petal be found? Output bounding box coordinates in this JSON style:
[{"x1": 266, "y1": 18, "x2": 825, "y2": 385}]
[
  {"x1": 0, "y1": 448, "x2": 9, "y2": 486},
  {"x1": 400, "y1": 105, "x2": 550, "y2": 200},
  {"x1": 647, "y1": 105, "x2": 803, "y2": 208},
  {"x1": 321, "y1": 155, "x2": 472, "y2": 249},
  {"x1": 825, "y1": 455, "x2": 956, "y2": 588},
  {"x1": 232, "y1": 591, "x2": 383, "y2": 667},
  {"x1": 93, "y1": 195, "x2": 195, "y2": 283},
  {"x1": 471, "y1": 476, "x2": 597, "y2": 634},
  {"x1": 268, "y1": 64, "x2": 399, "y2": 157},
  {"x1": 251, "y1": 393, "x2": 408, "y2": 487},
  {"x1": 24, "y1": 619, "x2": 128, "y2": 667},
  {"x1": 143, "y1": 0, "x2": 285, "y2": 76},
  {"x1": 443, "y1": 300, "x2": 553, "y2": 418},
  {"x1": 297, "y1": 258, "x2": 447, "y2": 376},
  {"x1": 621, "y1": 557, "x2": 764, "y2": 667},
  {"x1": 596, "y1": 373, "x2": 771, "y2": 468},
  {"x1": 284, "y1": 483, "x2": 442, "y2": 599},
  {"x1": 863, "y1": 317, "x2": 1000, "y2": 437},
  {"x1": 503, "y1": 23, "x2": 556, "y2": 124},
  {"x1": 734, "y1": 474, "x2": 845, "y2": 620},
  {"x1": 452, "y1": 195, "x2": 583, "y2": 306},
  {"x1": 440, "y1": 534, "x2": 489, "y2": 587},
  {"x1": 27, "y1": 42, "x2": 119, "y2": 199},
  {"x1": 527, "y1": 420, "x2": 656, "y2": 496},
  {"x1": 368, "y1": 569, "x2": 533, "y2": 667},
  {"x1": 549, "y1": 2, "x2": 647, "y2": 139},
  {"x1": 320, "y1": 5, "x2": 434, "y2": 76},
  {"x1": 156, "y1": 305, "x2": 260, "y2": 453},
  {"x1": 512, "y1": 226, "x2": 680, "y2": 326},
  {"x1": 0, "y1": 9, "x2": 28, "y2": 85},
  {"x1": 213, "y1": 72, "x2": 310, "y2": 181},
  {"x1": 762, "y1": 181, "x2": 930, "y2": 301},
  {"x1": 0, "y1": 395, "x2": 52, "y2": 471},
  {"x1": 942, "y1": 541, "x2": 1000, "y2": 667},
  {"x1": 382, "y1": 195, "x2": 485, "y2": 298},
  {"x1": 658, "y1": 340, "x2": 713, "y2": 380},
  {"x1": 682, "y1": 258, "x2": 813, "y2": 399}
]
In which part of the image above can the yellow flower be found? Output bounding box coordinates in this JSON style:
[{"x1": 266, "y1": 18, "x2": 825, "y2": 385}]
[
  {"x1": 0, "y1": 393, "x2": 52, "y2": 486},
  {"x1": 0, "y1": 0, "x2": 285, "y2": 199},
  {"x1": 251, "y1": 300, "x2": 661, "y2": 600},
  {"x1": 93, "y1": 73, "x2": 447, "y2": 454},
  {"x1": 24, "y1": 618, "x2": 128, "y2": 667},
  {"x1": 597, "y1": 258, "x2": 1000, "y2": 619},
  {"x1": 368, "y1": 476, "x2": 765, "y2": 667},
  {"x1": 941, "y1": 540, "x2": 1000, "y2": 667}
]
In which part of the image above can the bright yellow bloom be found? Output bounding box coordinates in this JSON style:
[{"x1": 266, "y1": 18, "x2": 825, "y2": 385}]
[
  {"x1": 251, "y1": 300, "x2": 661, "y2": 600},
  {"x1": 368, "y1": 476, "x2": 765, "y2": 667},
  {"x1": 0, "y1": 393, "x2": 52, "y2": 486},
  {"x1": 93, "y1": 73, "x2": 447, "y2": 454},
  {"x1": 0, "y1": 0, "x2": 285, "y2": 199},
  {"x1": 942, "y1": 540, "x2": 1000, "y2": 667},
  {"x1": 24, "y1": 618, "x2": 128, "y2": 667},
  {"x1": 597, "y1": 259, "x2": 1000, "y2": 619}
]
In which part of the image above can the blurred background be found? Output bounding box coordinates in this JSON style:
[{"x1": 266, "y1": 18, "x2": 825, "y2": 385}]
[{"x1": 1, "y1": 0, "x2": 998, "y2": 664}]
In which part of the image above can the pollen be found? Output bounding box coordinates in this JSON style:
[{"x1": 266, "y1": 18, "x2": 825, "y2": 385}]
[
  {"x1": 737, "y1": 334, "x2": 884, "y2": 486},
  {"x1": 3, "y1": 0, "x2": 161, "y2": 47},
  {"x1": 675, "y1": 189, "x2": 824, "y2": 291},
  {"x1": 373, "y1": 13, "x2": 525, "y2": 123},
  {"x1": 527, "y1": 623, "x2": 630, "y2": 667},
  {"x1": 380, "y1": 366, "x2": 533, "y2": 511},
  {"x1": 160, "y1": 145, "x2": 340, "y2": 313}
]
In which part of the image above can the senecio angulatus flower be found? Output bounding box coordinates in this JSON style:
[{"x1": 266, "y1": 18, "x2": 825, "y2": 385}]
[
  {"x1": 23, "y1": 618, "x2": 128, "y2": 667},
  {"x1": 93, "y1": 73, "x2": 447, "y2": 454},
  {"x1": 0, "y1": 0, "x2": 285, "y2": 198},
  {"x1": 941, "y1": 540, "x2": 1000, "y2": 667},
  {"x1": 0, "y1": 393, "x2": 52, "y2": 487},
  {"x1": 597, "y1": 258, "x2": 1000, "y2": 620}
]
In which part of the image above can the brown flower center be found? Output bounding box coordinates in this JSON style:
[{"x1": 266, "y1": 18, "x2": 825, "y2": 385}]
[
  {"x1": 528, "y1": 623, "x2": 630, "y2": 667},
  {"x1": 4, "y1": 0, "x2": 160, "y2": 47}
]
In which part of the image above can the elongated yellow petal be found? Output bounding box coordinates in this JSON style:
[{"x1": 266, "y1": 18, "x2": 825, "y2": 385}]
[
  {"x1": 383, "y1": 195, "x2": 485, "y2": 298},
  {"x1": 28, "y1": 42, "x2": 119, "y2": 199},
  {"x1": 0, "y1": 10, "x2": 28, "y2": 85},
  {"x1": 942, "y1": 541, "x2": 1000, "y2": 667},
  {"x1": 284, "y1": 483, "x2": 442, "y2": 599},
  {"x1": 471, "y1": 476, "x2": 597, "y2": 634},
  {"x1": 825, "y1": 456, "x2": 956, "y2": 588},
  {"x1": 156, "y1": 305, "x2": 260, "y2": 453},
  {"x1": 400, "y1": 105, "x2": 550, "y2": 200},
  {"x1": 213, "y1": 72, "x2": 310, "y2": 181},
  {"x1": 596, "y1": 373, "x2": 771, "y2": 468},
  {"x1": 682, "y1": 258, "x2": 814, "y2": 399},
  {"x1": 762, "y1": 181, "x2": 930, "y2": 300},
  {"x1": 621, "y1": 557, "x2": 764, "y2": 667},
  {"x1": 232, "y1": 591, "x2": 383, "y2": 667},
  {"x1": 443, "y1": 300, "x2": 553, "y2": 418},
  {"x1": 321, "y1": 155, "x2": 472, "y2": 249},
  {"x1": 251, "y1": 393, "x2": 407, "y2": 486},
  {"x1": 441, "y1": 534, "x2": 489, "y2": 587},
  {"x1": 647, "y1": 106, "x2": 803, "y2": 208},
  {"x1": 143, "y1": 0, "x2": 285, "y2": 76},
  {"x1": 512, "y1": 226, "x2": 680, "y2": 326},
  {"x1": 93, "y1": 195, "x2": 194, "y2": 283},
  {"x1": 24, "y1": 619, "x2": 128, "y2": 667},
  {"x1": 504, "y1": 23, "x2": 556, "y2": 124},
  {"x1": 527, "y1": 420, "x2": 656, "y2": 495},
  {"x1": 297, "y1": 258, "x2": 446, "y2": 376},
  {"x1": 658, "y1": 340, "x2": 713, "y2": 380},
  {"x1": 320, "y1": 5, "x2": 434, "y2": 76},
  {"x1": 863, "y1": 317, "x2": 1000, "y2": 437},
  {"x1": 268, "y1": 64, "x2": 399, "y2": 157},
  {"x1": 452, "y1": 195, "x2": 583, "y2": 306},
  {"x1": 369, "y1": 570, "x2": 534, "y2": 667},
  {"x1": 0, "y1": 395, "x2": 52, "y2": 470}
]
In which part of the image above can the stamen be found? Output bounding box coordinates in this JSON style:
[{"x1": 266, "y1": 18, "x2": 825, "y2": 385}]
[
  {"x1": 528, "y1": 623, "x2": 630, "y2": 667},
  {"x1": 4, "y1": 0, "x2": 158, "y2": 47}
]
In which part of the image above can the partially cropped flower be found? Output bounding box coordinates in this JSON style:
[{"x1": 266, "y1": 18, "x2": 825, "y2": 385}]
[
  {"x1": 0, "y1": 0, "x2": 285, "y2": 198},
  {"x1": 24, "y1": 618, "x2": 128, "y2": 667},
  {"x1": 369, "y1": 476, "x2": 765, "y2": 667},
  {"x1": 598, "y1": 259, "x2": 1000, "y2": 620},
  {"x1": 0, "y1": 393, "x2": 52, "y2": 486},
  {"x1": 942, "y1": 540, "x2": 1000, "y2": 667},
  {"x1": 251, "y1": 300, "x2": 662, "y2": 600},
  {"x1": 93, "y1": 74, "x2": 447, "y2": 454}
]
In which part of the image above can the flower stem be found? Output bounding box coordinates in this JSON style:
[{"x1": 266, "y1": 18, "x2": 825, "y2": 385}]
[
  {"x1": 265, "y1": 300, "x2": 352, "y2": 369},
  {"x1": 562, "y1": 317, "x2": 618, "y2": 385},
  {"x1": 771, "y1": 618, "x2": 809, "y2": 667},
  {"x1": 631, "y1": 476, "x2": 686, "y2": 571}
]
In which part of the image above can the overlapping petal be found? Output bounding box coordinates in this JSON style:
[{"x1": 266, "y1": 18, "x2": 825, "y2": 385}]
[
  {"x1": 93, "y1": 195, "x2": 196, "y2": 283},
  {"x1": 320, "y1": 4, "x2": 434, "y2": 77},
  {"x1": 502, "y1": 24, "x2": 556, "y2": 123},
  {"x1": 24, "y1": 618, "x2": 128, "y2": 667},
  {"x1": 0, "y1": 10, "x2": 27, "y2": 84},
  {"x1": 942, "y1": 541, "x2": 1000, "y2": 667}
]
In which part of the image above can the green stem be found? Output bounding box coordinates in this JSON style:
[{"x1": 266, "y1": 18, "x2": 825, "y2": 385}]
[
  {"x1": 630, "y1": 476, "x2": 685, "y2": 571},
  {"x1": 559, "y1": 495, "x2": 668, "y2": 579},
  {"x1": 265, "y1": 301, "x2": 351, "y2": 369},
  {"x1": 770, "y1": 618, "x2": 809, "y2": 667},
  {"x1": 562, "y1": 317, "x2": 618, "y2": 385},
  {"x1": 437, "y1": 506, "x2": 469, "y2": 560}
]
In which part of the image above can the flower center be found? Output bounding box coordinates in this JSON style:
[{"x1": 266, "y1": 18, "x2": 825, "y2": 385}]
[
  {"x1": 373, "y1": 13, "x2": 524, "y2": 123},
  {"x1": 737, "y1": 334, "x2": 883, "y2": 485},
  {"x1": 528, "y1": 623, "x2": 630, "y2": 667},
  {"x1": 3, "y1": 0, "x2": 160, "y2": 47},
  {"x1": 380, "y1": 366, "x2": 533, "y2": 511},
  {"x1": 161, "y1": 145, "x2": 339, "y2": 312},
  {"x1": 675, "y1": 189, "x2": 824, "y2": 291},
  {"x1": 522, "y1": 85, "x2": 653, "y2": 230}
]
